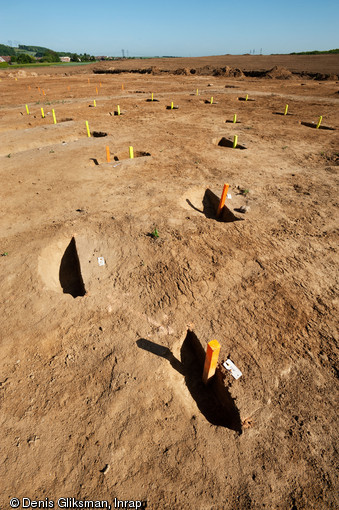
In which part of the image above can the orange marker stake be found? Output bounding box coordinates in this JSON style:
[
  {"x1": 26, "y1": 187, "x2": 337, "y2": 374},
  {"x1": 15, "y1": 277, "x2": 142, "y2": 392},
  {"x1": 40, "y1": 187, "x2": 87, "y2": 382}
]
[
  {"x1": 96, "y1": 87, "x2": 98, "y2": 95},
  {"x1": 106, "y1": 146, "x2": 110, "y2": 163},
  {"x1": 216, "y1": 183, "x2": 229, "y2": 218},
  {"x1": 122, "y1": 84, "x2": 124, "y2": 91},
  {"x1": 88, "y1": 78, "x2": 90, "y2": 84},
  {"x1": 99, "y1": 82, "x2": 102, "y2": 88},
  {"x1": 38, "y1": 87, "x2": 41, "y2": 93},
  {"x1": 42, "y1": 89, "x2": 46, "y2": 96},
  {"x1": 67, "y1": 86, "x2": 70, "y2": 91},
  {"x1": 202, "y1": 340, "x2": 221, "y2": 384}
]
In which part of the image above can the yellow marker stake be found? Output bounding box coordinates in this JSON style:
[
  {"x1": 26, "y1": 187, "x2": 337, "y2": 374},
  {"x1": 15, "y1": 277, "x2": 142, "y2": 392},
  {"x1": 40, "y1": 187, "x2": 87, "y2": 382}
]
[
  {"x1": 117, "y1": 105, "x2": 120, "y2": 116},
  {"x1": 94, "y1": 99, "x2": 96, "y2": 107},
  {"x1": 99, "y1": 82, "x2": 102, "y2": 88},
  {"x1": 210, "y1": 97, "x2": 213, "y2": 104},
  {"x1": 171, "y1": 101, "x2": 174, "y2": 109},
  {"x1": 129, "y1": 146, "x2": 134, "y2": 159},
  {"x1": 233, "y1": 135, "x2": 238, "y2": 148},
  {"x1": 25, "y1": 104, "x2": 30, "y2": 115},
  {"x1": 122, "y1": 84, "x2": 124, "y2": 90},
  {"x1": 316, "y1": 116, "x2": 322, "y2": 129},
  {"x1": 233, "y1": 114, "x2": 237, "y2": 124},
  {"x1": 41, "y1": 107, "x2": 45, "y2": 118},
  {"x1": 15, "y1": 78, "x2": 17, "y2": 81},
  {"x1": 284, "y1": 104, "x2": 289, "y2": 115},
  {"x1": 85, "y1": 121, "x2": 91, "y2": 137},
  {"x1": 216, "y1": 183, "x2": 229, "y2": 218},
  {"x1": 202, "y1": 340, "x2": 221, "y2": 384},
  {"x1": 151, "y1": 92, "x2": 154, "y2": 101},
  {"x1": 52, "y1": 109, "x2": 57, "y2": 124},
  {"x1": 245, "y1": 94, "x2": 248, "y2": 101},
  {"x1": 106, "y1": 146, "x2": 110, "y2": 163},
  {"x1": 196, "y1": 88, "x2": 199, "y2": 95}
]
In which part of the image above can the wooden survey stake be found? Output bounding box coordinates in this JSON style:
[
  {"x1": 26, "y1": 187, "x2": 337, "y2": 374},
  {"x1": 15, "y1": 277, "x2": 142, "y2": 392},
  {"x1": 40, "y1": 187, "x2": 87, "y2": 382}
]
[{"x1": 202, "y1": 340, "x2": 221, "y2": 384}]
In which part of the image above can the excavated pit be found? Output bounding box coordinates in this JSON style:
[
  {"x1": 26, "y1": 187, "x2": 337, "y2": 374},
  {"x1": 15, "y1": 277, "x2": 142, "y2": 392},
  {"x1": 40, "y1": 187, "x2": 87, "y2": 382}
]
[
  {"x1": 92, "y1": 131, "x2": 108, "y2": 137},
  {"x1": 59, "y1": 237, "x2": 86, "y2": 298},
  {"x1": 113, "y1": 151, "x2": 151, "y2": 161},
  {"x1": 218, "y1": 137, "x2": 247, "y2": 150},
  {"x1": 136, "y1": 332, "x2": 242, "y2": 432}
]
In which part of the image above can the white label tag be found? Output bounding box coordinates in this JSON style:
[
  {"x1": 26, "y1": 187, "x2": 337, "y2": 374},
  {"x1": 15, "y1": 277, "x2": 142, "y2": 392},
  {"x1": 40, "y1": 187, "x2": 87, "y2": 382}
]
[
  {"x1": 223, "y1": 359, "x2": 242, "y2": 380},
  {"x1": 98, "y1": 257, "x2": 105, "y2": 266}
]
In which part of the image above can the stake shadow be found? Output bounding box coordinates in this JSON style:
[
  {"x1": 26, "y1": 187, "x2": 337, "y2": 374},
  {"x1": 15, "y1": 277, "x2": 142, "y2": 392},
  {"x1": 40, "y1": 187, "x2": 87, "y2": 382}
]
[
  {"x1": 218, "y1": 137, "x2": 247, "y2": 150},
  {"x1": 301, "y1": 122, "x2": 335, "y2": 130}
]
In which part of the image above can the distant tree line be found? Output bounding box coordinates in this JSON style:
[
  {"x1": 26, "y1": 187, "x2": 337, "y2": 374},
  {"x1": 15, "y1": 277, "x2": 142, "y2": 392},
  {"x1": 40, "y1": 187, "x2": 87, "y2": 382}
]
[
  {"x1": 290, "y1": 49, "x2": 339, "y2": 55},
  {"x1": 0, "y1": 43, "x2": 96, "y2": 63}
]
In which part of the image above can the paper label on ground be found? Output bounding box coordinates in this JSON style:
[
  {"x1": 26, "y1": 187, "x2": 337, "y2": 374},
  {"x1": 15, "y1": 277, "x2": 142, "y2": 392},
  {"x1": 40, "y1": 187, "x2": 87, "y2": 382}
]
[
  {"x1": 223, "y1": 359, "x2": 242, "y2": 379},
  {"x1": 98, "y1": 257, "x2": 105, "y2": 266}
]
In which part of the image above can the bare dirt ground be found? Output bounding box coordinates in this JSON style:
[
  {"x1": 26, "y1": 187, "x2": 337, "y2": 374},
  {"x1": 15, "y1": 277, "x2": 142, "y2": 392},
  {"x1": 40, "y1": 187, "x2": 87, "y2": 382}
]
[{"x1": 0, "y1": 55, "x2": 338, "y2": 510}]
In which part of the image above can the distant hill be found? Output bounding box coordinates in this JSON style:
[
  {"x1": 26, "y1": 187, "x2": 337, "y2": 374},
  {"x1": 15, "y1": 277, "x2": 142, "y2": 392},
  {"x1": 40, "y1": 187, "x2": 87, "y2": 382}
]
[{"x1": 0, "y1": 44, "x2": 16, "y2": 56}]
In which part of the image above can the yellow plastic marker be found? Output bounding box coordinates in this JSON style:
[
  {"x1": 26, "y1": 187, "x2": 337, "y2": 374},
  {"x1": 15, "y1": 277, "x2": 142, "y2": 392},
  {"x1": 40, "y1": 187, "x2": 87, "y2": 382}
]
[
  {"x1": 52, "y1": 109, "x2": 57, "y2": 124},
  {"x1": 94, "y1": 99, "x2": 96, "y2": 107},
  {"x1": 151, "y1": 92, "x2": 154, "y2": 101},
  {"x1": 99, "y1": 82, "x2": 102, "y2": 88},
  {"x1": 171, "y1": 101, "x2": 174, "y2": 109},
  {"x1": 196, "y1": 88, "x2": 199, "y2": 95},
  {"x1": 106, "y1": 146, "x2": 110, "y2": 163},
  {"x1": 216, "y1": 183, "x2": 229, "y2": 218},
  {"x1": 129, "y1": 146, "x2": 134, "y2": 159},
  {"x1": 202, "y1": 340, "x2": 221, "y2": 384},
  {"x1": 15, "y1": 78, "x2": 17, "y2": 81},
  {"x1": 233, "y1": 135, "x2": 238, "y2": 148},
  {"x1": 233, "y1": 114, "x2": 237, "y2": 124},
  {"x1": 85, "y1": 121, "x2": 91, "y2": 137},
  {"x1": 284, "y1": 104, "x2": 288, "y2": 115},
  {"x1": 41, "y1": 107, "x2": 45, "y2": 118},
  {"x1": 25, "y1": 104, "x2": 30, "y2": 115},
  {"x1": 245, "y1": 94, "x2": 248, "y2": 101},
  {"x1": 122, "y1": 84, "x2": 124, "y2": 90},
  {"x1": 210, "y1": 97, "x2": 213, "y2": 104},
  {"x1": 117, "y1": 105, "x2": 120, "y2": 116},
  {"x1": 316, "y1": 116, "x2": 322, "y2": 129},
  {"x1": 96, "y1": 87, "x2": 98, "y2": 95}
]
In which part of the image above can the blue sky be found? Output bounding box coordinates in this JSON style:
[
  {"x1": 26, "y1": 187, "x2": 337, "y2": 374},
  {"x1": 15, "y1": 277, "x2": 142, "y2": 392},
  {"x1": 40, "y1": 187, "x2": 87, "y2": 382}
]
[{"x1": 1, "y1": 0, "x2": 338, "y2": 56}]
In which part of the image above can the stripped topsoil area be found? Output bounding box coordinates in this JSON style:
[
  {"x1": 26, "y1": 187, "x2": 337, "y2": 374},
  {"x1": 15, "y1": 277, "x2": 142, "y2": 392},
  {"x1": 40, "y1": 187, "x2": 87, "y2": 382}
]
[{"x1": 0, "y1": 55, "x2": 338, "y2": 510}]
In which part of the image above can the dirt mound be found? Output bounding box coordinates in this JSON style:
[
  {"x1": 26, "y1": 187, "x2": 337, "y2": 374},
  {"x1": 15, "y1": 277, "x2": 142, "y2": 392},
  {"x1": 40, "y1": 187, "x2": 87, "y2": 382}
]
[
  {"x1": 173, "y1": 68, "x2": 191, "y2": 75},
  {"x1": 265, "y1": 66, "x2": 293, "y2": 79}
]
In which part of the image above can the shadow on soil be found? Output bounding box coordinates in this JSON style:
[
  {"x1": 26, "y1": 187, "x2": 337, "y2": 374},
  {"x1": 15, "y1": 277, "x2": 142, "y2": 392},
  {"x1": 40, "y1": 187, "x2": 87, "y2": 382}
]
[
  {"x1": 137, "y1": 332, "x2": 242, "y2": 432},
  {"x1": 59, "y1": 237, "x2": 86, "y2": 298},
  {"x1": 186, "y1": 188, "x2": 243, "y2": 223},
  {"x1": 301, "y1": 122, "x2": 335, "y2": 131}
]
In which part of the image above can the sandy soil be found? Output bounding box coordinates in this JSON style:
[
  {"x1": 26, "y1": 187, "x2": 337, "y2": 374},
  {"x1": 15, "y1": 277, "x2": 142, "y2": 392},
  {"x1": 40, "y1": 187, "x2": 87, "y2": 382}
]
[{"x1": 0, "y1": 56, "x2": 338, "y2": 510}]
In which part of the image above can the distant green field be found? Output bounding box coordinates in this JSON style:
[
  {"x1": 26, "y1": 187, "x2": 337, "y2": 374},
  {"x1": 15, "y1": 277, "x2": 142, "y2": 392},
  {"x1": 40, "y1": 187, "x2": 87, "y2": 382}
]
[{"x1": 5, "y1": 62, "x2": 93, "y2": 69}]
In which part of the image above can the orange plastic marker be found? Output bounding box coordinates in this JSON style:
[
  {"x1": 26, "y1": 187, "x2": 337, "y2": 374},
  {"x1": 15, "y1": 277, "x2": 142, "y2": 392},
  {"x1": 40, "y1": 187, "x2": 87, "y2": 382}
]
[
  {"x1": 106, "y1": 146, "x2": 110, "y2": 163},
  {"x1": 38, "y1": 87, "x2": 41, "y2": 93},
  {"x1": 202, "y1": 340, "x2": 221, "y2": 384},
  {"x1": 42, "y1": 89, "x2": 46, "y2": 96},
  {"x1": 216, "y1": 183, "x2": 229, "y2": 218},
  {"x1": 122, "y1": 84, "x2": 124, "y2": 90},
  {"x1": 100, "y1": 82, "x2": 102, "y2": 88},
  {"x1": 96, "y1": 87, "x2": 98, "y2": 95}
]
